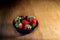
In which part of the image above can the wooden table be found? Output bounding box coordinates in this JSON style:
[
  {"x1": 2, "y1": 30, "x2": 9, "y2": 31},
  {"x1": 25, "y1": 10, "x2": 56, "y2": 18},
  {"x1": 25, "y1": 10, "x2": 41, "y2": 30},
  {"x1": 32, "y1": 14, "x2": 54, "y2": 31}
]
[{"x1": 1, "y1": 0, "x2": 60, "y2": 40}]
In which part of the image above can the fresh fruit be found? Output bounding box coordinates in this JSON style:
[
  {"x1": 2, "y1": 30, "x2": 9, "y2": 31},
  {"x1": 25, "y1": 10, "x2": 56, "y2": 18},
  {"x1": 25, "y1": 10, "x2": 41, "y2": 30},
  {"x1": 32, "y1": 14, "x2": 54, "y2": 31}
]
[
  {"x1": 22, "y1": 20, "x2": 29, "y2": 25},
  {"x1": 13, "y1": 16, "x2": 38, "y2": 35},
  {"x1": 18, "y1": 23, "x2": 23, "y2": 29},
  {"x1": 30, "y1": 18, "x2": 36, "y2": 26}
]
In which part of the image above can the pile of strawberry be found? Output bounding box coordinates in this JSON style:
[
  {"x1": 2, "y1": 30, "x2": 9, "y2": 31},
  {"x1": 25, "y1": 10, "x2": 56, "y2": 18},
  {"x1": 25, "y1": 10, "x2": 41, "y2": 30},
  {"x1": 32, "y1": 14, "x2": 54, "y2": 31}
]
[{"x1": 13, "y1": 16, "x2": 38, "y2": 34}]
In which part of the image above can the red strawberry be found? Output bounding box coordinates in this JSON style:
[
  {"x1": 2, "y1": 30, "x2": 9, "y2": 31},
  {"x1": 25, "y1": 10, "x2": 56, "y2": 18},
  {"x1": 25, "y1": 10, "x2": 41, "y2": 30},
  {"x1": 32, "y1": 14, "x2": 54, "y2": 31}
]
[
  {"x1": 30, "y1": 18, "x2": 36, "y2": 26},
  {"x1": 33, "y1": 20, "x2": 36, "y2": 27},
  {"x1": 18, "y1": 23, "x2": 23, "y2": 29},
  {"x1": 23, "y1": 16, "x2": 26, "y2": 19},
  {"x1": 24, "y1": 26, "x2": 29, "y2": 30},
  {"x1": 22, "y1": 20, "x2": 29, "y2": 25}
]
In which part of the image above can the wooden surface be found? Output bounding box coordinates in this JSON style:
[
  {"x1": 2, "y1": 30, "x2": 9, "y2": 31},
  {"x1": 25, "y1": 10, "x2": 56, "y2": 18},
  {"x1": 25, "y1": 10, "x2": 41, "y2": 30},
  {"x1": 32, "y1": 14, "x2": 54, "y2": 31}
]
[{"x1": 1, "y1": 0, "x2": 60, "y2": 40}]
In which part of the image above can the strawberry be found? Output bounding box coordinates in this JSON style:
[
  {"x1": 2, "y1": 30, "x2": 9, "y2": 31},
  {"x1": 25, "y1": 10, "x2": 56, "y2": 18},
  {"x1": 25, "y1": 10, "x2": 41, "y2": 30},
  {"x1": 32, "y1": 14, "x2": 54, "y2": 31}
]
[
  {"x1": 33, "y1": 20, "x2": 36, "y2": 27},
  {"x1": 24, "y1": 26, "x2": 29, "y2": 30},
  {"x1": 18, "y1": 23, "x2": 23, "y2": 29},
  {"x1": 23, "y1": 16, "x2": 26, "y2": 19},
  {"x1": 22, "y1": 20, "x2": 29, "y2": 25},
  {"x1": 30, "y1": 18, "x2": 36, "y2": 26}
]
